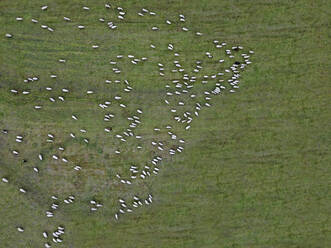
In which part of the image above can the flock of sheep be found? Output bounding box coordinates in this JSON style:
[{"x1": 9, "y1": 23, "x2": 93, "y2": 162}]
[{"x1": 2, "y1": 2, "x2": 254, "y2": 247}]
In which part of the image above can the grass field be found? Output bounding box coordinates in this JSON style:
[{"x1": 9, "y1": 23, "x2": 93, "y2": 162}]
[{"x1": 0, "y1": 0, "x2": 330, "y2": 247}]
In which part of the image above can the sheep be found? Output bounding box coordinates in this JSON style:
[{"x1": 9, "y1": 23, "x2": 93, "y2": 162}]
[
  {"x1": 19, "y1": 188, "x2": 27, "y2": 193},
  {"x1": 0, "y1": 3, "x2": 256, "y2": 225},
  {"x1": 43, "y1": 232, "x2": 48, "y2": 238},
  {"x1": 46, "y1": 211, "x2": 54, "y2": 217},
  {"x1": 2, "y1": 177, "x2": 9, "y2": 183}
]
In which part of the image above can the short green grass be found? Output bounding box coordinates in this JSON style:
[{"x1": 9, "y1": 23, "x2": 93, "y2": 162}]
[{"x1": 0, "y1": 0, "x2": 330, "y2": 247}]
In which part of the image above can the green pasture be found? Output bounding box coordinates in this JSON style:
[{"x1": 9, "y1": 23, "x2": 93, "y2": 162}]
[{"x1": 0, "y1": 0, "x2": 330, "y2": 247}]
